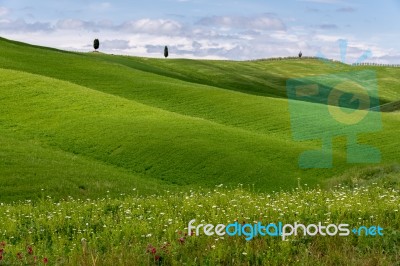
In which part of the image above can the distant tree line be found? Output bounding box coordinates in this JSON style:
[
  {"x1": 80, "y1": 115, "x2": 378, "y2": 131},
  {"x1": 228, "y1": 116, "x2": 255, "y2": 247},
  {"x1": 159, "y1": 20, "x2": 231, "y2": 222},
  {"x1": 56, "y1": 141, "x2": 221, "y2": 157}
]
[
  {"x1": 251, "y1": 56, "x2": 330, "y2": 61},
  {"x1": 250, "y1": 56, "x2": 400, "y2": 67},
  {"x1": 351, "y1": 62, "x2": 400, "y2": 67}
]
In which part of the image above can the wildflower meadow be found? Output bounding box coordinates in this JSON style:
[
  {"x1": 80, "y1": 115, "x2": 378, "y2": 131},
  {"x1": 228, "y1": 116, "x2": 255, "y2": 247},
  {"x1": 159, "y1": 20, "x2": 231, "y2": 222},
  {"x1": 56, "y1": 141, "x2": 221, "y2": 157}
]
[{"x1": 0, "y1": 177, "x2": 399, "y2": 265}]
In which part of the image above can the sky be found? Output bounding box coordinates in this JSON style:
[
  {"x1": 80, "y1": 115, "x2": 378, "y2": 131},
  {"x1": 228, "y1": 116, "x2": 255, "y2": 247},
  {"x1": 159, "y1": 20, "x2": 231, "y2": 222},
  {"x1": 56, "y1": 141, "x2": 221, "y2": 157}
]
[{"x1": 0, "y1": 0, "x2": 399, "y2": 63}]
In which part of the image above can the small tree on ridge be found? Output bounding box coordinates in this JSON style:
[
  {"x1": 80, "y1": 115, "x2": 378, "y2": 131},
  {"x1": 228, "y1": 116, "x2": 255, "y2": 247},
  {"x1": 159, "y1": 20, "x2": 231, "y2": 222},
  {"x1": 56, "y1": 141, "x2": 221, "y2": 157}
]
[
  {"x1": 164, "y1": 46, "x2": 169, "y2": 58},
  {"x1": 93, "y1": 39, "x2": 100, "y2": 51}
]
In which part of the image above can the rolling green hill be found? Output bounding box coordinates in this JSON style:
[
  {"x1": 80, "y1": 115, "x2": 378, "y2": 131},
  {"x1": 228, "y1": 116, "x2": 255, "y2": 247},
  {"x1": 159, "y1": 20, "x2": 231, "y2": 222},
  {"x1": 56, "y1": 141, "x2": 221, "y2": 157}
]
[{"x1": 0, "y1": 37, "x2": 399, "y2": 202}]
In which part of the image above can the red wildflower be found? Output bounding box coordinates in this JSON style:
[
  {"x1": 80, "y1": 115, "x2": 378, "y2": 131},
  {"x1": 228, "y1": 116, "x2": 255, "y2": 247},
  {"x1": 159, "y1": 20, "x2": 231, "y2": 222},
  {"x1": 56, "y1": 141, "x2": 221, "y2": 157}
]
[
  {"x1": 0, "y1": 254, "x2": 3, "y2": 261},
  {"x1": 43, "y1": 257, "x2": 48, "y2": 264},
  {"x1": 146, "y1": 245, "x2": 157, "y2": 255},
  {"x1": 0, "y1": 248, "x2": 3, "y2": 255},
  {"x1": 178, "y1": 237, "x2": 185, "y2": 244},
  {"x1": 17, "y1": 252, "x2": 23, "y2": 260},
  {"x1": 27, "y1": 246, "x2": 33, "y2": 255}
]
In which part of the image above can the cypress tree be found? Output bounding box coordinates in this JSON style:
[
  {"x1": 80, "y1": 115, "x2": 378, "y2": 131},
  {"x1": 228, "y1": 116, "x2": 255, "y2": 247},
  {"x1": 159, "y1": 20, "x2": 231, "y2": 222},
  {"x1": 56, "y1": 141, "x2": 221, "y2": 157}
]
[
  {"x1": 94, "y1": 39, "x2": 100, "y2": 51},
  {"x1": 164, "y1": 46, "x2": 169, "y2": 58}
]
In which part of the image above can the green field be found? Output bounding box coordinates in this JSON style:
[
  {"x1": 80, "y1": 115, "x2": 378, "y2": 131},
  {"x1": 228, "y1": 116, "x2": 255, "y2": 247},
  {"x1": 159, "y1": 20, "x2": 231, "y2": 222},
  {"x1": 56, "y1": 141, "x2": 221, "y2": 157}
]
[
  {"x1": 0, "y1": 37, "x2": 399, "y2": 265},
  {"x1": 0, "y1": 37, "x2": 399, "y2": 201}
]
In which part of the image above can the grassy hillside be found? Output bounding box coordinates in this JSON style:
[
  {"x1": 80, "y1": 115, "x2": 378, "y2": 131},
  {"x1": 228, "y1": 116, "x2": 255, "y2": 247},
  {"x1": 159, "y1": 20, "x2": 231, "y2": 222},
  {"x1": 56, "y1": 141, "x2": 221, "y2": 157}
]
[
  {"x1": 0, "y1": 37, "x2": 399, "y2": 202},
  {"x1": 0, "y1": 134, "x2": 167, "y2": 202}
]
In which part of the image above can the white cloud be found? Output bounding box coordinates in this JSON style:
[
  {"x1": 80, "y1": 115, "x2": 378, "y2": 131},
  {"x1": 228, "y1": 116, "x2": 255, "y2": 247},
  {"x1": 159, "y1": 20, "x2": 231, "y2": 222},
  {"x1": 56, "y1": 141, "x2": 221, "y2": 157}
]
[
  {"x1": 56, "y1": 19, "x2": 87, "y2": 30},
  {"x1": 0, "y1": 7, "x2": 9, "y2": 16},
  {"x1": 0, "y1": 18, "x2": 52, "y2": 32},
  {"x1": 197, "y1": 14, "x2": 286, "y2": 31},
  {"x1": 314, "y1": 34, "x2": 344, "y2": 42},
  {"x1": 120, "y1": 19, "x2": 182, "y2": 35},
  {"x1": 101, "y1": 39, "x2": 133, "y2": 50},
  {"x1": 372, "y1": 54, "x2": 400, "y2": 64},
  {"x1": 270, "y1": 32, "x2": 299, "y2": 42}
]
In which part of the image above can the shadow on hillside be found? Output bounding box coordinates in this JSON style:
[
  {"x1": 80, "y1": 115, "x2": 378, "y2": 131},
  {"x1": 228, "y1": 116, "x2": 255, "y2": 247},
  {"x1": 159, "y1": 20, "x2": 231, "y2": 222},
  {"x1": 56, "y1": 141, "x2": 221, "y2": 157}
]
[
  {"x1": 102, "y1": 55, "x2": 391, "y2": 109},
  {"x1": 99, "y1": 55, "x2": 290, "y2": 99}
]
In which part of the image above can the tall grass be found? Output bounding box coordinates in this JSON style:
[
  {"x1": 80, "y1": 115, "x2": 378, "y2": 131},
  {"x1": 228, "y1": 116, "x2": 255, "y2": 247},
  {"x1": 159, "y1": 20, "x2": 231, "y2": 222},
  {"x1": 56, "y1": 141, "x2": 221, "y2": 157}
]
[{"x1": 0, "y1": 178, "x2": 398, "y2": 265}]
